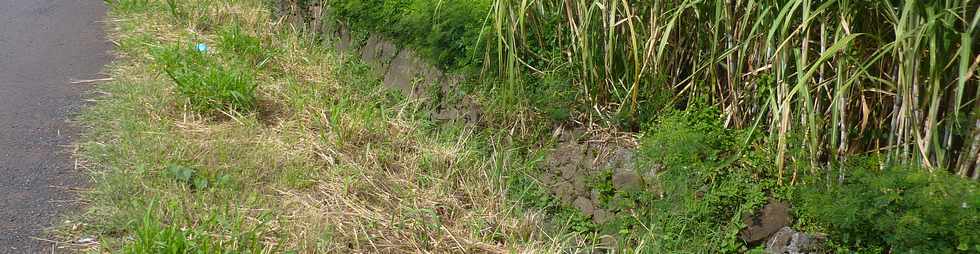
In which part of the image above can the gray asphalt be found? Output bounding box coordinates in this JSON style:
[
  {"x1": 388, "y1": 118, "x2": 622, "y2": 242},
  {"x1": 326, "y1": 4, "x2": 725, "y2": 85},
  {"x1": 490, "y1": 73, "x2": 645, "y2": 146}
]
[{"x1": 0, "y1": 0, "x2": 110, "y2": 252}]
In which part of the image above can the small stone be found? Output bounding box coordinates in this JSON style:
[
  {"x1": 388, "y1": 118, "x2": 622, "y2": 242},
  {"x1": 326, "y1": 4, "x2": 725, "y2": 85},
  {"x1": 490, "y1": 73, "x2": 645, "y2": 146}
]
[
  {"x1": 553, "y1": 180, "x2": 576, "y2": 203},
  {"x1": 540, "y1": 172, "x2": 558, "y2": 186},
  {"x1": 75, "y1": 236, "x2": 97, "y2": 245},
  {"x1": 612, "y1": 169, "x2": 642, "y2": 192},
  {"x1": 598, "y1": 235, "x2": 618, "y2": 250},
  {"x1": 573, "y1": 196, "x2": 595, "y2": 216},
  {"x1": 590, "y1": 189, "x2": 602, "y2": 204},
  {"x1": 545, "y1": 154, "x2": 562, "y2": 169},
  {"x1": 592, "y1": 208, "x2": 612, "y2": 224},
  {"x1": 643, "y1": 163, "x2": 662, "y2": 182},
  {"x1": 766, "y1": 227, "x2": 794, "y2": 252},
  {"x1": 559, "y1": 164, "x2": 578, "y2": 180},
  {"x1": 765, "y1": 227, "x2": 828, "y2": 254},
  {"x1": 572, "y1": 176, "x2": 589, "y2": 197},
  {"x1": 578, "y1": 157, "x2": 594, "y2": 171}
]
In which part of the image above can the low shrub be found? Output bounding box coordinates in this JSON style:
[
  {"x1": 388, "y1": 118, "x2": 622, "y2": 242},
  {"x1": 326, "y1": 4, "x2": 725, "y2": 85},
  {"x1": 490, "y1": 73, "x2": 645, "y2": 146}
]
[
  {"x1": 153, "y1": 44, "x2": 258, "y2": 113},
  {"x1": 798, "y1": 161, "x2": 980, "y2": 253},
  {"x1": 580, "y1": 107, "x2": 772, "y2": 252}
]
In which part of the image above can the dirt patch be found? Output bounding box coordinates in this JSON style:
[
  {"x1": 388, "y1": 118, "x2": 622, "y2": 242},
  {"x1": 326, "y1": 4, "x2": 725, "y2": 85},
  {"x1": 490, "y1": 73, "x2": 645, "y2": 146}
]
[{"x1": 257, "y1": 99, "x2": 287, "y2": 126}]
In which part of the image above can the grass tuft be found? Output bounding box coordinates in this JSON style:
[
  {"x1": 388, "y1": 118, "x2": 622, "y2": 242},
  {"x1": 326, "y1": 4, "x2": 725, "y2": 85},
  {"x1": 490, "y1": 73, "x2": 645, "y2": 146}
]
[{"x1": 153, "y1": 43, "x2": 258, "y2": 113}]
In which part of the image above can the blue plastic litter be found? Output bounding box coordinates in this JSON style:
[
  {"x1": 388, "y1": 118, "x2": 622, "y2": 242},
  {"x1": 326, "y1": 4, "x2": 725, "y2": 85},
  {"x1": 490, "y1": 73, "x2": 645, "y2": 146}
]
[{"x1": 195, "y1": 43, "x2": 209, "y2": 53}]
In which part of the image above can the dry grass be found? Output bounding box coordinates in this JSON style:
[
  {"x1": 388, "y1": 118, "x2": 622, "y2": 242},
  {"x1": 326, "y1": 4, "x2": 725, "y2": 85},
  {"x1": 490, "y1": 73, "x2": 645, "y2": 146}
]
[{"x1": 73, "y1": 0, "x2": 565, "y2": 252}]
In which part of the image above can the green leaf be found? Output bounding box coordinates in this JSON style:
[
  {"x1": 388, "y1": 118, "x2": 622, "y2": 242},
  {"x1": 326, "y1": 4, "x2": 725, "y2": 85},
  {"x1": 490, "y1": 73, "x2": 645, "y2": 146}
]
[{"x1": 166, "y1": 164, "x2": 195, "y2": 183}]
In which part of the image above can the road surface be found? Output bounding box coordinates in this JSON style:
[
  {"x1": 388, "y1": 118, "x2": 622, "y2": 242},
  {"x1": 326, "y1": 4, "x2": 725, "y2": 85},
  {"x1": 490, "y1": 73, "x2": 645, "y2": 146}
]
[{"x1": 0, "y1": 0, "x2": 110, "y2": 252}]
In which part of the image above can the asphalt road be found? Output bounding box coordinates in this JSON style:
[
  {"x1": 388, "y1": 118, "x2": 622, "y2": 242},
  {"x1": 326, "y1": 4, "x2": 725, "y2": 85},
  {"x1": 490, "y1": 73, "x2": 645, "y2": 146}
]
[{"x1": 0, "y1": 0, "x2": 110, "y2": 252}]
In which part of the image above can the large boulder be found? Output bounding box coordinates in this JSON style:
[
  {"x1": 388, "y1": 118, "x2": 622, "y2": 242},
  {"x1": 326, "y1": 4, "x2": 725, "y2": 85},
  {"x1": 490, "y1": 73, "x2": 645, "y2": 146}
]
[{"x1": 740, "y1": 199, "x2": 792, "y2": 244}]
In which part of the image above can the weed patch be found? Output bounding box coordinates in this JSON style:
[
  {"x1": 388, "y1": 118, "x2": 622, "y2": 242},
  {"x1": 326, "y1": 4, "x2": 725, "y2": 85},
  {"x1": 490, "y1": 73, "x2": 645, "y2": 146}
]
[
  {"x1": 591, "y1": 107, "x2": 769, "y2": 252},
  {"x1": 154, "y1": 44, "x2": 258, "y2": 113},
  {"x1": 797, "y1": 161, "x2": 980, "y2": 252}
]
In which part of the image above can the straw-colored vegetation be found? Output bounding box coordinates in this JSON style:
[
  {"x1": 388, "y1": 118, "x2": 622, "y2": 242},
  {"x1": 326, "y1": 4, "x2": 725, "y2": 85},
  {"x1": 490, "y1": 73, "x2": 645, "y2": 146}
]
[
  {"x1": 68, "y1": 0, "x2": 977, "y2": 252},
  {"x1": 69, "y1": 0, "x2": 560, "y2": 252}
]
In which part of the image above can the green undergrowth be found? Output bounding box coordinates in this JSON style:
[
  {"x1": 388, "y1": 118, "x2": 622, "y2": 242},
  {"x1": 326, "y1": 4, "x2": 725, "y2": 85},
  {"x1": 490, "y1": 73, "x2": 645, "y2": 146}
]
[
  {"x1": 796, "y1": 160, "x2": 980, "y2": 253},
  {"x1": 315, "y1": 0, "x2": 980, "y2": 174},
  {"x1": 579, "y1": 106, "x2": 978, "y2": 252},
  {"x1": 123, "y1": 200, "x2": 267, "y2": 253},
  {"x1": 324, "y1": 0, "x2": 490, "y2": 69},
  {"x1": 598, "y1": 107, "x2": 773, "y2": 252},
  {"x1": 81, "y1": 0, "x2": 980, "y2": 252},
  {"x1": 294, "y1": 0, "x2": 980, "y2": 252},
  {"x1": 486, "y1": 101, "x2": 979, "y2": 252}
]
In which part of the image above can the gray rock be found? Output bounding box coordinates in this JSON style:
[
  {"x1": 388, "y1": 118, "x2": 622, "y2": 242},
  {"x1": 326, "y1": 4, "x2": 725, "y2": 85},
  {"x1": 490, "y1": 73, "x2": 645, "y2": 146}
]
[
  {"x1": 381, "y1": 48, "x2": 444, "y2": 99},
  {"x1": 573, "y1": 196, "x2": 595, "y2": 216},
  {"x1": 553, "y1": 180, "x2": 576, "y2": 203},
  {"x1": 383, "y1": 49, "x2": 424, "y2": 97},
  {"x1": 592, "y1": 208, "x2": 612, "y2": 224},
  {"x1": 432, "y1": 108, "x2": 461, "y2": 121},
  {"x1": 590, "y1": 189, "x2": 602, "y2": 204},
  {"x1": 766, "y1": 227, "x2": 828, "y2": 254},
  {"x1": 357, "y1": 34, "x2": 398, "y2": 76},
  {"x1": 643, "y1": 163, "x2": 662, "y2": 182},
  {"x1": 559, "y1": 164, "x2": 578, "y2": 181},
  {"x1": 572, "y1": 176, "x2": 589, "y2": 197},
  {"x1": 598, "y1": 235, "x2": 618, "y2": 250},
  {"x1": 611, "y1": 168, "x2": 642, "y2": 192},
  {"x1": 740, "y1": 199, "x2": 792, "y2": 244},
  {"x1": 604, "y1": 148, "x2": 642, "y2": 192},
  {"x1": 766, "y1": 227, "x2": 794, "y2": 251},
  {"x1": 334, "y1": 23, "x2": 353, "y2": 53}
]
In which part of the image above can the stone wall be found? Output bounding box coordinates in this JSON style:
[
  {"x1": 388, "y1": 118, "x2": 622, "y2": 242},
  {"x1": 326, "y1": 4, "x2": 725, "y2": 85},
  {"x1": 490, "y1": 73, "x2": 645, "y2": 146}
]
[{"x1": 275, "y1": 0, "x2": 480, "y2": 124}]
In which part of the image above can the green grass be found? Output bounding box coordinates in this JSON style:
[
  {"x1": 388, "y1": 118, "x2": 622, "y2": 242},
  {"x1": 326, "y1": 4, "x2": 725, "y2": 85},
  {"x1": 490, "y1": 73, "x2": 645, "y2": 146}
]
[
  {"x1": 122, "y1": 200, "x2": 266, "y2": 253},
  {"x1": 217, "y1": 23, "x2": 271, "y2": 67},
  {"x1": 153, "y1": 43, "x2": 258, "y2": 113}
]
